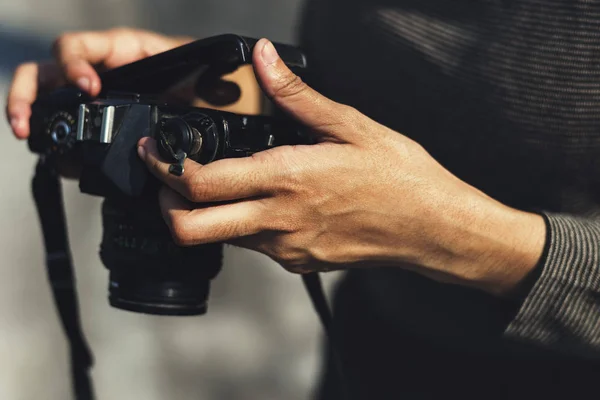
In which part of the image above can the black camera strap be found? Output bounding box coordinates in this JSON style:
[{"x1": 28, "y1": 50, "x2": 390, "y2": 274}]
[
  {"x1": 32, "y1": 158, "x2": 95, "y2": 400},
  {"x1": 302, "y1": 273, "x2": 350, "y2": 400}
]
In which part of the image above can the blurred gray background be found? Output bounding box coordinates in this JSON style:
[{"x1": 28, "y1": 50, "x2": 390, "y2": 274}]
[{"x1": 0, "y1": 1, "x2": 344, "y2": 399}]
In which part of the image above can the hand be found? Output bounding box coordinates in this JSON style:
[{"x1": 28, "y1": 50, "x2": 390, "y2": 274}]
[
  {"x1": 138, "y1": 39, "x2": 546, "y2": 296},
  {"x1": 5, "y1": 28, "x2": 194, "y2": 139},
  {"x1": 5, "y1": 27, "x2": 262, "y2": 140}
]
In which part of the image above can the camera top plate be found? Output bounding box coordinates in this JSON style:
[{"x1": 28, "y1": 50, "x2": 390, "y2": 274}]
[
  {"x1": 29, "y1": 34, "x2": 307, "y2": 157},
  {"x1": 98, "y1": 34, "x2": 308, "y2": 96}
]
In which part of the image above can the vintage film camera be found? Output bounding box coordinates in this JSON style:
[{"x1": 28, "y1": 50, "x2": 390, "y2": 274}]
[
  {"x1": 27, "y1": 34, "x2": 349, "y2": 400},
  {"x1": 29, "y1": 34, "x2": 308, "y2": 316}
]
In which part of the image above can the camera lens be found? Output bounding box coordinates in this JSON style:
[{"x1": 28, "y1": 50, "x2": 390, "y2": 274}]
[{"x1": 100, "y1": 197, "x2": 222, "y2": 316}]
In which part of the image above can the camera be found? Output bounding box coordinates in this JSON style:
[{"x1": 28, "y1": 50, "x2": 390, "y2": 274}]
[
  {"x1": 29, "y1": 34, "x2": 309, "y2": 316},
  {"x1": 26, "y1": 35, "x2": 347, "y2": 400}
]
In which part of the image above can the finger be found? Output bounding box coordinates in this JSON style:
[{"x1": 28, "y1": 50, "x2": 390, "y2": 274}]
[
  {"x1": 52, "y1": 31, "x2": 121, "y2": 96},
  {"x1": 138, "y1": 137, "x2": 280, "y2": 202},
  {"x1": 159, "y1": 186, "x2": 267, "y2": 246},
  {"x1": 6, "y1": 62, "x2": 64, "y2": 139},
  {"x1": 252, "y1": 38, "x2": 362, "y2": 142},
  {"x1": 6, "y1": 62, "x2": 38, "y2": 139},
  {"x1": 53, "y1": 29, "x2": 169, "y2": 97}
]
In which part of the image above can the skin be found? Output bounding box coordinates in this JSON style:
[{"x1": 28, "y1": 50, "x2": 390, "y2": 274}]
[{"x1": 6, "y1": 30, "x2": 547, "y2": 298}]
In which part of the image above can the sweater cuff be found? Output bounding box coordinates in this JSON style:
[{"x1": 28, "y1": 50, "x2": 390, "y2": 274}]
[{"x1": 504, "y1": 212, "x2": 600, "y2": 353}]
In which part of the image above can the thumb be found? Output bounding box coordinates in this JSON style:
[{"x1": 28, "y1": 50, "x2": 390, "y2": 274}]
[{"x1": 253, "y1": 38, "x2": 359, "y2": 142}]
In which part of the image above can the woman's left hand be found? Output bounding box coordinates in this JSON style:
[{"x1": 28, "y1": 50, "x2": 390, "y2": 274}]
[{"x1": 137, "y1": 39, "x2": 546, "y2": 297}]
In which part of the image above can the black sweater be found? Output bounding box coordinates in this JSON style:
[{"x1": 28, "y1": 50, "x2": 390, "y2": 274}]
[{"x1": 299, "y1": 0, "x2": 600, "y2": 373}]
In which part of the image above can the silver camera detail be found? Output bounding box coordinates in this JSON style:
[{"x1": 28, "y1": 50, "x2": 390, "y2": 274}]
[{"x1": 77, "y1": 103, "x2": 115, "y2": 144}]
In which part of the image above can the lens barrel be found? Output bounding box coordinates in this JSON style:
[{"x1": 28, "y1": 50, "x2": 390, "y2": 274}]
[
  {"x1": 100, "y1": 197, "x2": 222, "y2": 316},
  {"x1": 107, "y1": 265, "x2": 215, "y2": 316}
]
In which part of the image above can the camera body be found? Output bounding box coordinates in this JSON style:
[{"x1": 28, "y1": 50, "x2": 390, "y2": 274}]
[
  {"x1": 29, "y1": 89, "x2": 304, "y2": 199},
  {"x1": 28, "y1": 34, "x2": 308, "y2": 315}
]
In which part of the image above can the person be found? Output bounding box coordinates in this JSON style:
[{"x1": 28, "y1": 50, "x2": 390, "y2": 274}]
[{"x1": 6, "y1": 1, "x2": 600, "y2": 398}]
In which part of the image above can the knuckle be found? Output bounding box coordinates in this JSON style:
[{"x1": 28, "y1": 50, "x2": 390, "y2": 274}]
[
  {"x1": 272, "y1": 73, "x2": 307, "y2": 100},
  {"x1": 275, "y1": 250, "x2": 300, "y2": 266},
  {"x1": 251, "y1": 148, "x2": 297, "y2": 191},
  {"x1": 308, "y1": 246, "x2": 333, "y2": 264},
  {"x1": 328, "y1": 103, "x2": 372, "y2": 139},
  {"x1": 339, "y1": 104, "x2": 359, "y2": 120},
  {"x1": 52, "y1": 32, "x2": 76, "y2": 57},
  {"x1": 187, "y1": 170, "x2": 211, "y2": 202},
  {"x1": 251, "y1": 148, "x2": 282, "y2": 173},
  {"x1": 267, "y1": 235, "x2": 310, "y2": 271},
  {"x1": 336, "y1": 104, "x2": 361, "y2": 128}
]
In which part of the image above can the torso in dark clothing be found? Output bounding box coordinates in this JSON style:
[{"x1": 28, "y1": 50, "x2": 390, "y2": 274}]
[{"x1": 298, "y1": 0, "x2": 600, "y2": 397}]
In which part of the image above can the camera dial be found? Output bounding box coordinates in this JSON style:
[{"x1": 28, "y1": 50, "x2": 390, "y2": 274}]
[
  {"x1": 51, "y1": 120, "x2": 70, "y2": 144},
  {"x1": 47, "y1": 111, "x2": 76, "y2": 154},
  {"x1": 157, "y1": 114, "x2": 219, "y2": 176}
]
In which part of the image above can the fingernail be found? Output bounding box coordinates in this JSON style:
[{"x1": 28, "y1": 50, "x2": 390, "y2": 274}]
[
  {"x1": 77, "y1": 77, "x2": 91, "y2": 92},
  {"x1": 261, "y1": 40, "x2": 279, "y2": 65},
  {"x1": 137, "y1": 145, "x2": 146, "y2": 161}
]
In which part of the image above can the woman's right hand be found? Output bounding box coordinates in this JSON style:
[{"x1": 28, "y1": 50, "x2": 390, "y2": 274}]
[{"x1": 5, "y1": 27, "x2": 195, "y2": 139}]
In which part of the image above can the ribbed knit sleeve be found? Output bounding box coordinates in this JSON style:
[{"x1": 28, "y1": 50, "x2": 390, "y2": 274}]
[{"x1": 505, "y1": 212, "x2": 600, "y2": 356}]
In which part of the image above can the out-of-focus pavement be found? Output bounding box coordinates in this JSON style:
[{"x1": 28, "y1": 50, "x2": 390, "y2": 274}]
[{"x1": 0, "y1": 1, "x2": 343, "y2": 399}]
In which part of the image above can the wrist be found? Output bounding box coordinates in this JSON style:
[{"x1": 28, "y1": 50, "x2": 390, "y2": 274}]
[{"x1": 430, "y1": 191, "x2": 547, "y2": 297}]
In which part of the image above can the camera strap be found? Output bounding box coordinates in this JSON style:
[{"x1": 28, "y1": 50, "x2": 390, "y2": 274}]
[
  {"x1": 302, "y1": 273, "x2": 350, "y2": 400},
  {"x1": 32, "y1": 158, "x2": 95, "y2": 400}
]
